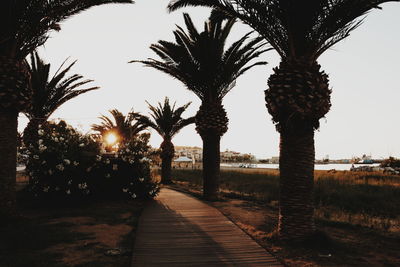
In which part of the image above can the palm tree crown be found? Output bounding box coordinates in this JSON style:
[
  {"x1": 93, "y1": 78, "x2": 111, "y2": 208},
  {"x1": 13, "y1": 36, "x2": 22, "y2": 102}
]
[
  {"x1": 138, "y1": 97, "x2": 194, "y2": 140},
  {"x1": 168, "y1": 0, "x2": 398, "y2": 62},
  {"x1": 91, "y1": 109, "x2": 146, "y2": 144},
  {"x1": 24, "y1": 52, "x2": 99, "y2": 121},
  {"x1": 132, "y1": 12, "x2": 269, "y2": 104},
  {"x1": 0, "y1": 0, "x2": 133, "y2": 60}
]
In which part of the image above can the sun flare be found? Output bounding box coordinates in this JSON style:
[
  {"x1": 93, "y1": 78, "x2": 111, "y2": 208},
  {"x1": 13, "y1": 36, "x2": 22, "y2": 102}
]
[{"x1": 105, "y1": 132, "x2": 118, "y2": 145}]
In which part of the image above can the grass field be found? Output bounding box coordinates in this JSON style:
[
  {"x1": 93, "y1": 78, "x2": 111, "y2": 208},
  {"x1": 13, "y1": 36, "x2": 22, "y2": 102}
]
[{"x1": 171, "y1": 168, "x2": 400, "y2": 231}]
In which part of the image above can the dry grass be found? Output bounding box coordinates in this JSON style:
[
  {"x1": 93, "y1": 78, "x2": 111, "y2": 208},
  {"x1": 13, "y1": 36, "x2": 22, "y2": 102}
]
[{"x1": 171, "y1": 168, "x2": 400, "y2": 232}]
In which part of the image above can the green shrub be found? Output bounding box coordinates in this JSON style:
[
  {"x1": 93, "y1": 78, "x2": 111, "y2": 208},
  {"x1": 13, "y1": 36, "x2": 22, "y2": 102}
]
[{"x1": 88, "y1": 134, "x2": 159, "y2": 200}]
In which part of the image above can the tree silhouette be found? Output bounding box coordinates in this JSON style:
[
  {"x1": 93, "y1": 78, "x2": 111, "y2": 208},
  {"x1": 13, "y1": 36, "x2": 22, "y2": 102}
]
[
  {"x1": 132, "y1": 11, "x2": 268, "y2": 200},
  {"x1": 23, "y1": 52, "x2": 99, "y2": 146},
  {"x1": 168, "y1": 0, "x2": 399, "y2": 240},
  {"x1": 137, "y1": 97, "x2": 194, "y2": 184}
]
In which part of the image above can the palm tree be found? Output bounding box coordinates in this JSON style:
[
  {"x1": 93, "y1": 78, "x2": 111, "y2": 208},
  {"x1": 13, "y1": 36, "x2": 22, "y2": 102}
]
[
  {"x1": 136, "y1": 97, "x2": 194, "y2": 184},
  {"x1": 168, "y1": 0, "x2": 398, "y2": 240},
  {"x1": 132, "y1": 12, "x2": 268, "y2": 200},
  {"x1": 0, "y1": 0, "x2": 132, "y2": 218},
  {"x1": 91, "y1": 109, "x2": 146, "y2": 148},
  {"x1": 23, "y1": 52, "x2": 99, "y2": 147}
]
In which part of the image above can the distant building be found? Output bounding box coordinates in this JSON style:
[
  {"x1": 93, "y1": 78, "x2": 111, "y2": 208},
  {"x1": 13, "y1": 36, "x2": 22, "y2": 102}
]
[
  {"x1": 175, "y1": 146, "x2": 203, "y2": 161},
  {"x1": 220, "y1": 149, "x2": 256, "y2": 162},
  {"x1": 172, "y1": 156, "x2": 193, "y2": 168}
]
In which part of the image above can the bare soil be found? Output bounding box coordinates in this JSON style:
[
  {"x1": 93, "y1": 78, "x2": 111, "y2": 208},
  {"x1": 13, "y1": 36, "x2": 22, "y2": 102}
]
[{"x1": 0, "y1": 191, "x2": 144, "y2": 267}]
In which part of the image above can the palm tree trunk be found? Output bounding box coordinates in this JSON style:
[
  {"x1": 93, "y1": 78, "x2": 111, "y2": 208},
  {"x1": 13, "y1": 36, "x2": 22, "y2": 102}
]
[
  {"x1": 161, "y1": 156, "x2": 173, "y2": 184},
  {"x1": 0, "y1": 110, "x2": 18, "y2": 218},
  {"x1": 202, "y1": 132, "x2": 221, "y2": 200},
  {"x1": 160, "y1": 139, "x2": 174, "y2": 184},
  {"x1": 278, "y1": 128, "x2": 316, "y2": 240}
]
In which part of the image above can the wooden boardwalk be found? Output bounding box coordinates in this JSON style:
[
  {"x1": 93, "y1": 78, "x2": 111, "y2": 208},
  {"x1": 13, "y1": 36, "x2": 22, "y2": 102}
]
[{"x1": 132, "y1": 188, "x2": 281, "y2": 266}]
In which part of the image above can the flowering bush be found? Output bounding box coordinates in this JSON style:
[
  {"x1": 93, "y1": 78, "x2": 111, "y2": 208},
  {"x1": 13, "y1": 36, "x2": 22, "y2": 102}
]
[
  {"x1": 88, "y1": 133, "x2": 159, "y2": 200},
  {"x1": 25, "y1": 122, "x2": 159, "y2": 202},
  {"x1": 25, "y1": 121, "x2": 100, "y2": 200}
]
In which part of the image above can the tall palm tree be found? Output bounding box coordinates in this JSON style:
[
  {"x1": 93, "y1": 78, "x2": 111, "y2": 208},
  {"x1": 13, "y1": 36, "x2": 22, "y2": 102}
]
[
  {"x1": 91, "y1": 109, "x2": 146, "y2": 148},
  {"x1": 132, "y1": 12, "x2": 268, "y2": 200},
  {"x1": 0, "y1": 0, "x2": 132, "y2": 218},
  {"x1": 168, "y1": 0, "x2": 398, "y2": 240},
  {"x1": 23, "y1": 52, "x2": 99, "y2": 147},
  {"x1": 136, "y1": 97, "x2": 194, "y2": 184}
]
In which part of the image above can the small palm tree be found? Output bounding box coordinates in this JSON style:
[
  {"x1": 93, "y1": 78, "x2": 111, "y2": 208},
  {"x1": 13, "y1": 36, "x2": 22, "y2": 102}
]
[
  {"x1": 136, "y1": 97, "x2": 194, "y2": 184},
  {"x1": 132, "y1": 12, "x2": 268, "y2": 200},
  {"x1": 168, "y1": 0, "x2": 398, "y2": 240},
  {"x1": 91, "y1": 109, "x2": 146, "y2": 149},
  {"x1": 0, "y1": 0, "x2": 132, "y2": 218},
  {"x1": 23, "y1": 52, "x2": 99, "y2": 146}
]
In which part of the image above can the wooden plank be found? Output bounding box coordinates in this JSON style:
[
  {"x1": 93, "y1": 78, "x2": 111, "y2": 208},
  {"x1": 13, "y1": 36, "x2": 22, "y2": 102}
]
[{"x1": 132, "y1": 188, "x2": 282, "y2": 266}]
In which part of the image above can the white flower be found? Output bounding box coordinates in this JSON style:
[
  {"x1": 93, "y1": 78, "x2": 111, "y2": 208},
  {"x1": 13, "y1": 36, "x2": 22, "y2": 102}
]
[
  {"x1": 53, "y1": 137, "x2": 59, "y2": 142},
  {"x1": 63, "y1": 159, "x2": 71, "y2": 165},
  {"x1": 105, "y1": 173, "x2": 111, "y2": 178},
  {"x1": 59, "y1": 137, "x2": 64, "y2": 141},
  {"x1": 122, "y1": 188, "x2": 128, "y2": 193},
  {"x1": 68, "y1": 180, "x2": 72, "y2": 185},
  {"x1": 48, "y1": 169, "x2": 53, "y2": 175},
  {"x1": 43, "y1": 186, "x2": 50, "y2": 192},
  {"x1": 78, "y1": 183, "x2": 88, "y2": 190},
  {"x1": 38, "y1": 139, "x2": 43, "y2": 145},
  {"x1": 79, "y1": 143, "x2": 85, "y2": 147},
  {"x1": 129, "y1": 159, "x2": 134, "y2": 164},
  {"x1": 139, "y1": 177, "x2": 144, "y2": 182},
  {"x1": 39, "y1": 145, "x2": 47, "y2": 152},
  {"x1": 38, "y1": 130, "x2": 44, "y2": 136},
  {"x1": 33, "y1": 155, "x2": 39, "y2": 160},
  {"x1": 66, "y1": 190, "x2": 71, "y2": 195},
  {"x1": 56, "y1": 164, "x2": 64, "y2": 171},
  {"x1": 125, "y1": 148, "x2": 130, "y2": 153},
  {"x1": 73, "y1": 161, "x2": 79, "y2": 166},
  {"x1": 96, "y1": 155, "x2": 102, "y2": 162},
  {"x1": 105, "y1": 159, "x2": 110, "y2": 164},
  {"x1": 41, "y1": 160, "x2": 46, "y2": 165},
  {"x1": 131, "y1": 193, "x2": 137, "y2": 199}
]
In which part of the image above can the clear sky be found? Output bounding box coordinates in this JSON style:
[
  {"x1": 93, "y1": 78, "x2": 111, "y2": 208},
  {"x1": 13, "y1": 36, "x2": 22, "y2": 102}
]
[{"x1": 18, "y1": 0, "x2": 400, "y2": 160}]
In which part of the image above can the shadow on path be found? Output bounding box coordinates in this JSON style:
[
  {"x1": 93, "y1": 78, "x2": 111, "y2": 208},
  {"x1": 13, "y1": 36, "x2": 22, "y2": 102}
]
[{"x1": 132, "y1": 188, "x2": 281, "y2": 266}]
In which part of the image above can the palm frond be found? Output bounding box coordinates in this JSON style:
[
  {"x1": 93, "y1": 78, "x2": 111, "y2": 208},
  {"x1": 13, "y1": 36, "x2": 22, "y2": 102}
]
[
  {"x1": 24, "y1": 52, "x2": 99, "y2": 119},
  {"x1": 131, "y1": 9, "x2": 268, "y2": 102},
  {"x1": 0, "y1": 0, "x2": 133, "y2": 59},
  {"x1": 138, "y1": 97, "x2": 193, "y2": 139},
  {"x1": 91, "y1": 108, "x2": 146, "y2": 142},
  {"x1": 168, "y1": 0, "x2": 399, "y2": 61}
]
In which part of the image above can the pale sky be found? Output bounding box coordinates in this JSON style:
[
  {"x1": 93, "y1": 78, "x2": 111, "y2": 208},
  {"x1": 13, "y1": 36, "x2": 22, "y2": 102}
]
[{"x1": 18, "y1": 1, "x2": 400, "y2": 160}]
